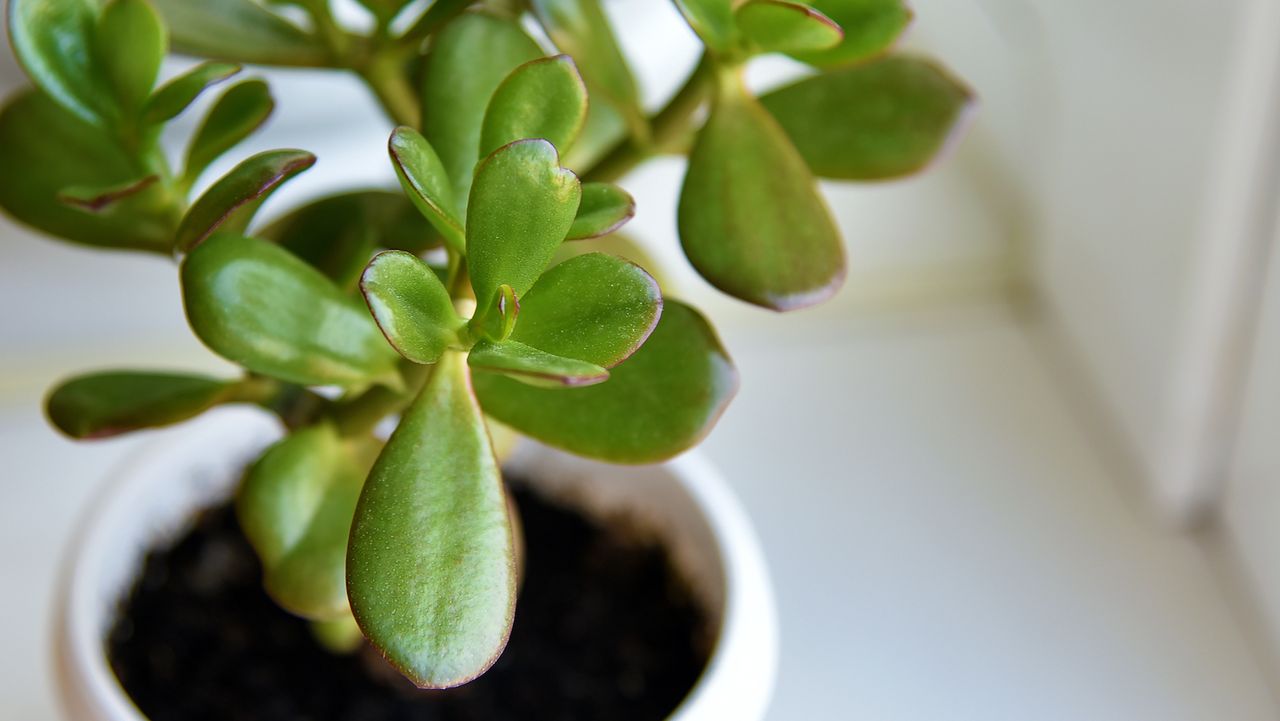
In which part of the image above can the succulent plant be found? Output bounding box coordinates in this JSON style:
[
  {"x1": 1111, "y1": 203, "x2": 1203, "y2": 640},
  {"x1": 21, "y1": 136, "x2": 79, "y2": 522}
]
[{"x1": 3, "y1": 0, "x2": 971, "y2": 690}]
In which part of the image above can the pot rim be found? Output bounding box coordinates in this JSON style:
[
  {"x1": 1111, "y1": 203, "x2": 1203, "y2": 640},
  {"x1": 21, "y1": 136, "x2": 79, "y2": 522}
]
[{"x1": 54, "y1": 409, "x2": 777, "y2": 721}]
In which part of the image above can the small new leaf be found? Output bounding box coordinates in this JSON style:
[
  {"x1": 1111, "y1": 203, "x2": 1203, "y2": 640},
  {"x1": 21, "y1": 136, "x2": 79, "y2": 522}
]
[
  {"x1": 144, "y1": 61, "x2": 241, "y2": 125},
  {"x1": 469, "y1": 284, "x2": 519, "y2": 343},
  {"x1": 95, "y1": 0, "x2": 167, "y2": 116},
  {"x1": 388, "y1": 126, "x2": 465, "y2": 251},
  {"x1": 175, "y1": 149, "x2": 315, "y2": 252},
  {"x1": 360, "y1": 250, "x2": 464, "y2": 365},
  {"x1": 468, "y1": 339, "x2": 609, "y2": 388},
  {"x1": 348, "y1": 351, "x2": 516, "y2": 689},
  {"x1": 735, "y1": 0, "x2": 843, "y2": 55},
  {"x1": 46, "y1": 370, "x2": 234, "y2": 439},
  {"x1": 567, "y1": 183, "x2": 635, "y2": 240},
  {"x1": 183, "y1": 79, "x2": 276, "y2": 187},
  {"x1": 480, "y1": 55, "x2": 588, "y2": 158}
]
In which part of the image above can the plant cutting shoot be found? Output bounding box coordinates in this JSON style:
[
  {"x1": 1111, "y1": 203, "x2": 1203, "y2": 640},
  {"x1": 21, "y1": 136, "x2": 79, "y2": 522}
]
[{"x1": 3, "y1": 0, "x2": 971, "y2": 701}]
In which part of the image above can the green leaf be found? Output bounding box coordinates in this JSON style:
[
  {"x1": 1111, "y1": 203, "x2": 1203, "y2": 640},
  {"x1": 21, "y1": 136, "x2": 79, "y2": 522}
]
[
  {"x1": 261, "y1": 190, "x2": 437, "y2": 289},
  {"x1": 183, "y1": 79, "x2": 275, "y2": 187},
  {"x1": 360, "y1": 250, "x2": 464, "y2": 365},
  {"x1": 567, "y1": 182, "x2": 634, "y2": 240},
  {"x1": 530, "y1": 0, "x2": 645, "y2": 138},
  {"x1": 388, "y1": 126, "x2": 465, "y2": 251},
  {"x1": 46, "y1": 370, "x2": 233, "y2": 439},
  {"x1": 760, "y1": 55, "x2": 974, "y2": 180},
  {"x1": 481, "y1": 54, "x2": 588, "y2": 159},
  {"x1": 469, "y1": 339, "x2": 608, "y2": 388},
  {"x1": 475, "y1": 300, "x2": 736, "y2": 463},
  {"x1": 420, "y1": 12, "x2": 542, "y2": 205},
  {"x1": 0, "y1": 90, "x2": 176, "y2": 251},
  {"x1": 175, "y1": 148, "x2": 315, "y2": 253},
  {"x1": 57, "y1": 175, "x2": 159, "y2": 213},
  {"x1": 735, "y1": 0, "x2": 842, "y2": 54},
  {"x1": 787, "y1": 0, "x2": 912, "y2": 68},
  {"x1": 151, "y1": 0, "x2": 328, "y2": 66},
  {"x1": 238, "y1": 424, "x2": 365, "y2": 620},
  {"x1": 562, "y1": 90, "x2": 628, "y2": 171},
  {"x1": 9, "y1": 0, "x2": 116, "y2": 125},
  {"x1": 468, "y1": 283, "x2": 519, "y2": 343},
  {"x1": 672, "y1": 0, "x2": 736, "y2": 53},
  {"x1": 95, "y1": 0, "x2": 167, "y2": 116},
  {"x1": 512, "y1": 252, "x2": 660, "y2": 368},
  {"x1": 466, "y1": 138, "x2": 582, "y2": 308},
  {"x1": 182, "y1": 234, "x2": 401, "y2": 387},
  {"x1": 678, "y1": 72, "x2": 844, "y2": 310},
  {"x1": 144, "y1": 61, "x2": 240, "y2": 125},
  {"x1": 348, "y1": 351, "x2": 515, "y2": 689}
]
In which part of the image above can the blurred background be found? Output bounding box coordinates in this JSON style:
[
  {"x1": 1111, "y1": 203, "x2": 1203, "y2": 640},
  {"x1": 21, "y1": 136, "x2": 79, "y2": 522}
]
[{"x1": 4, "y1": 0, "x2": 1280, "y2": 718}]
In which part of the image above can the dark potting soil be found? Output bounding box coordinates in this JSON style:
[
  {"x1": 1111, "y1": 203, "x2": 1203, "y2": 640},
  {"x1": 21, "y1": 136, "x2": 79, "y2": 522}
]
[{"x1": 106, "y1": 480, "x2": 713, "y2": 721}]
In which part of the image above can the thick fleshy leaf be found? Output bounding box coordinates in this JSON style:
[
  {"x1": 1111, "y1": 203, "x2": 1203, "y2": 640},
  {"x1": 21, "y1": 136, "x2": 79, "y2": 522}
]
[
  {"x1": 348, "y1": 351, "x2": 515, "y2": 689},
  {"x1": 760, "y1": 55, "x2": 974, "y2": 180},
  {"x1": 512, "y1": 252, "x2": 660, "y2": 368},
  {"x1": 466, "y1": 139, "x2": 582, "y2": 307},
  {"x1": 261, "y1": 191, "x2": 437, "y2": 289},
  {"x1": 9, "y1": 0, "x2": 115, "y2": 125},
  {"x1": 567, "y1": 182, "x2": 634, "y2": 240},
  {"x1": 57, "y1": 175, "x2": 159, "y2": 213},
  {"x1": 468, "y1": 339, "x2": 608, "y2": 387},
  {"x1": 0, "y1": 90, "x2": 175, "y2": 251},
  {"x1": 144, "y1": 61, "x2": 240, "y2": 125},
  {"x1": 151, "y1": 0, "x2": 328, "y2": 66},
  {"x1": 736, "y1": 0, "x2": 842, "y2": 54},
  {"x1": 475, "y1": 300, "x2": 735, "y2": 463},
  {"x1": 420, "y1": 12, "x2": 542, "y2": 204},
  {"x1": 678, "y1": 73, "x2": 844, "y2": 310},
  {"x1": 787, "y1": 0, "x2": 912, "y2": 68},
  {"x1": 46, "y1": 370, "x2": 233, "y2": 439},
  {"x1": 469, "y1": 284, "x2": 519, "y2": 343},
  {"x1": 183, "y1": 79, "x2": 275, "y2": 186},
  {"x1": 95, "y1": 0, "x2": 166, "y2": 116},
  {"x1": 175, "y1": 149, "x2": 315, "y2": 252},
  {"x1": 562, "y1": 90, "x2": 628, "y2": 171},
  {"x1": 672, "y1": 0, "x2": 736, "y2": 53},
  {"x1": 360, "y1": 251, "x2": 464, "y2": 365},
  {"x1": 238, "y1": 424, "x2": 365, "y2": 619},
  {"x1": 530, "y1": 0, "x2": 645, "y2": 137},
  {"x1": 388, "y1": 126, "x2": 464, "y2": 250},
  {"x1": 480, "y1": 55, "x2": 588, "y2": 158},
  {"x1": 182, "y1": 234, "x2": 401, "y2": 387}
]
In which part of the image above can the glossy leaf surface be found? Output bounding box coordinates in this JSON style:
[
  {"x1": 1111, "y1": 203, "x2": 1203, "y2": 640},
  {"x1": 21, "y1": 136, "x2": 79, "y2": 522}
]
[
  {"x1": 46, "y1": 370, "x2": 231, "y2": 439},
  {"x1": 672, "y1": 0, "x2": 736, "y2": 53},
  {"x1": 348, "y1": 352, "x2": 515, "y2": 689},
  {"x1": 183, "y1": 79, "x2": 275, "y2": 186},
  {"x1": 469, "y1": 339, "x2": 608, "y2": 387},
  {"x1": 530, "y1": 0, "x2": 644, "y2": 136},
  {"x1": 95, "y1": 0, "x2": 166, "y2": 116},
  {"x1": 151, "y1": 0, "x2": 328, "y2": 66},
  {"x1": 511, "y1": 253, "x2": 660, "y2": 368},
  {"x1": 567, "y1": 182, "x2": 635, "y2": 240},
  {"x1": 420, "y1": 12, "x2": 542, "y2": 204},
  {"x1": 476, "y1": 300, "x2": 735, "y2": 463},
  {"x1": 736, "y1": 0, "x2": 842, "y2": 54},
  {"x1": 175, "y1": 149, "x2": 315, "y2": 252},
  {"x1": 678, "y1": 74, "x2": 844, "y2": 310},
  {"x1": 144, "y1": 61, "x2": 240, "y2": 125},
  {"x1": 261, "y1": 190, "x2": 436, "y2": 289},
  {"x1": 788, "y1": 0, "x2": 911, "y2": 68},
  {"x1": 480, "y1": 55, "x2": 588, "y2": 158},
  {"x1": 238, "y1": 424, "x2": 364, "y2": 619},
  {"x1": 0, "y1": 90, "x2": 175, "y2": 251},
  {"x1": 388, "y1": 126, "x2": 464, "y2": 250},
  {"x1": 360, "y1": 251, "x2": 463, "y2": 365},
  {"x1": 9, "y1": 0, "x2": 115, "y2": 125},
  {"x1": 466, "y1": 139, "x2": 582, "y2": 307},
  {"x1": 469, "y1": 284, "x2": 519, "y2": 343},
  {"x1": 761, "y1": 55, "x2": 974, "y2": 180},
  {"x1": 58, "y1": 175, "x2": 158, "y2": 213},
  {"x1": 182, "y1": 234, "x2": 400, "y2": 387}
]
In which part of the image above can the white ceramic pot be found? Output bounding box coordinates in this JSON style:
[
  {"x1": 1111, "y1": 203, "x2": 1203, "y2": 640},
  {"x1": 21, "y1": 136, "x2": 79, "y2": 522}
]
[{"x1": 54, "y1": 408, "x2": 778, "y2": 720}]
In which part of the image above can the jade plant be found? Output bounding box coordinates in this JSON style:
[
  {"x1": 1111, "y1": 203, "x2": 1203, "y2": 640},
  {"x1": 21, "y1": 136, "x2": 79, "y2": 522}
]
[{"x1": 3, "y1": 0, "x2": 971, "y2": 690}]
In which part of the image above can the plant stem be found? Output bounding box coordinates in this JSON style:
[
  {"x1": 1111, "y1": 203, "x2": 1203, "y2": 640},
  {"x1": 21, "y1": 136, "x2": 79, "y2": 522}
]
[
  {"x1": 332, "y1": 362, "x2": 432, "y2": 437},
  {"x1": 581, "y1": 55, "x2": 713, "y2": 183},
  {"x1": 359, "y1": 48, "x2": 421, "y2": 127}
]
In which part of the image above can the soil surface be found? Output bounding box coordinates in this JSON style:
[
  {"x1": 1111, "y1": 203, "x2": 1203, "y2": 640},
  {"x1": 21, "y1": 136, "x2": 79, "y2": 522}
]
[{"x1": 107, "y1": 479, "x2": 712, "y2": 721}]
